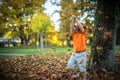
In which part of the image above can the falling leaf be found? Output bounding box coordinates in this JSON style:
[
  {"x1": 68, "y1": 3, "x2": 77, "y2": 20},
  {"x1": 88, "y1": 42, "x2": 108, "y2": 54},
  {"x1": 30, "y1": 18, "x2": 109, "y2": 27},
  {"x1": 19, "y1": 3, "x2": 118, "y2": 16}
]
[
  {"x1": 104, "y1": 31, "x2": 111, "y2": 37},
  {"x1": 79, "y1": 59, "x2": 83, "y2": 64},
  {"x1": 98, "y1": 26, "x2": 104, "y2": 31},
  {"x1": 96, "y1": 46, "x2": 103, "y2": 52},
  {"x1": 105, "y1": 16, "x2": 109, "y2": 19},
  {"x1": 98, "y1": 10, "x2": 104, "y2": 15}
]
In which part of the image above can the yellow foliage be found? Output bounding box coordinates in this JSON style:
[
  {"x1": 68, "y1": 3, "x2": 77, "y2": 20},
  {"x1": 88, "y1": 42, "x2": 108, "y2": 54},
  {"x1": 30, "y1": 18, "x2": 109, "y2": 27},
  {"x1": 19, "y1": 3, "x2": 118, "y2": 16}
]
[
  {"x1": 30, "y1": 13, "x2": 52, "y2": 33},
  {"x1": 47, "y1": 32, "x2": 61, "y2": 46},
  {"x1": 4, "y1": 31, "x2": 13, "y2": 39},
  {"x1": 47, "y1": 26, "x2": 56, "y2": 33}
]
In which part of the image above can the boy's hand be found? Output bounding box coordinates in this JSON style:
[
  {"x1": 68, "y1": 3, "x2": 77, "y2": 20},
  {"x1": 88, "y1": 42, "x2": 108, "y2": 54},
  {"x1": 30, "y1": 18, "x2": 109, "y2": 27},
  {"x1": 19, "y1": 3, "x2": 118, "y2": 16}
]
[
  {"x1": 70, "y1": 16, "x2": 74, "y2": 22},
  {"x1": 71, "y1": 15, "x2": 77, "y2": 21},
  {"x1": 70, "y1": 15, "x2": 76, "y2": 22}
]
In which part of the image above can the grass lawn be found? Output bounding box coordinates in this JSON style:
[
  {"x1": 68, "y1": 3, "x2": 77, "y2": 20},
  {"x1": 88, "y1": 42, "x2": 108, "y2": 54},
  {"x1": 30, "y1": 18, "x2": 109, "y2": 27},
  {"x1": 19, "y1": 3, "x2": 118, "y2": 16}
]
[
  {"x1": 0, "y1": 45, "x2": 119, "y2": 55},
  {"x1": 0, "y1": 45, "x2": 39, "y2": 54},
  {"x1": 0, "y1": 45, "x2": 73, "y2": 54}
]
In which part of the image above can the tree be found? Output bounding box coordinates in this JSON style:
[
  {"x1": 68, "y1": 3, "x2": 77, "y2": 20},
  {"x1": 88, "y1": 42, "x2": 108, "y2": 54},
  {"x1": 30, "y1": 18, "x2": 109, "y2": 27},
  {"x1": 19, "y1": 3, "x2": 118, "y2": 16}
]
[
  {"x1": 116, "y1": 0, "x2": 120, "y2": 45},
  {"x1": 51, "y1": 0, "x2": 95, "y2": 46},
  {"x1": 0, "y1": 0, "x2": 46, "y2": 45},
  {"x1": 90, "y1": 0, "x2": 119, "y2": 72},
  {"x1": 30, "y1": 13, "x2": 52, "y2": 49}
]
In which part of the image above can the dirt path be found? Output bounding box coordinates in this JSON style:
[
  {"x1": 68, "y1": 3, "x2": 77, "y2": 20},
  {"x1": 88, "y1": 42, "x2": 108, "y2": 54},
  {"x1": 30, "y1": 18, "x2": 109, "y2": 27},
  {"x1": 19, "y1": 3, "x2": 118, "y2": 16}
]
[{"x1": 0, "y1": 53, "x2": 26, "y2": 57}]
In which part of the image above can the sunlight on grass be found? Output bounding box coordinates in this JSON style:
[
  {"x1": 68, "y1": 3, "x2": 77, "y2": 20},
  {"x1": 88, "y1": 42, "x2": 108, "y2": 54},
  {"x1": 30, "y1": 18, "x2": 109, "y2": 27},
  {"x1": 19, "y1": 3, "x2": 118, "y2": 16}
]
[{"x1": 0, "y1": 45, "x2": 119, "y2": 55}]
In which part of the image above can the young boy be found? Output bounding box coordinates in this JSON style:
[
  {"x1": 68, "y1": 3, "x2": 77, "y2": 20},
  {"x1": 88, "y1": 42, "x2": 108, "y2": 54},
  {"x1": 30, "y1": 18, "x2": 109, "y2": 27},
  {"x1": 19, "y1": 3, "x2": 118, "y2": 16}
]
[{"x1": 66, "y1": 15, "x2": 87, "y2": 80}]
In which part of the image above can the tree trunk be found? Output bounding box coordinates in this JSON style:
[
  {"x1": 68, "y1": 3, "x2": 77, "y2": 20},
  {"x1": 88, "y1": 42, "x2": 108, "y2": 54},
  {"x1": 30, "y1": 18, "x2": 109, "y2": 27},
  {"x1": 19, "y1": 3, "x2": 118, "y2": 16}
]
[
  {"x1": 116, "y1": 0, "x2": 120, "y2": 45},
  {"x1": 36, "y1": 33, "x2": 39, "y2": 49},
  {"x1": 90, "y1": 0, "x2": 117, "y2": 72},
  {"x1": 40, "y1": 34, "x2": 44, "y2": 50},
  {"x1": 20, "y1": 35, "x2": 25, "y2": 45}
]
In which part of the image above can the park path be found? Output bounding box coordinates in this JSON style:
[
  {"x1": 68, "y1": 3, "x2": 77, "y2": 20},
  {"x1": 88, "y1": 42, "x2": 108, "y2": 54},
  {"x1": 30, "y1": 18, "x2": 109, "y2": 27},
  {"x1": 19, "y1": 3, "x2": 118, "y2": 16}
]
[{"x1": 0, "y1": 53, "x2": 26, "y2": 57}]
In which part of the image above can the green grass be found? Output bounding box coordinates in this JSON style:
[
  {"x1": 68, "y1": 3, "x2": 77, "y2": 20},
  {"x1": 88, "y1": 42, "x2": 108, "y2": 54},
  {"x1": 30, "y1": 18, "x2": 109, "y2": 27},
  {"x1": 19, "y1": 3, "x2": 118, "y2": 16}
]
[
  {"x1": 0, "y1": 45, "x2": 119, "y2": 55},
  {"x1": 0, "y1": 45, "x2": 39, "y2": 54},
  {"x1": 0, "y1": 45, "x2": 73, "y2": 54},
  {"x1": 115, "y1": 45, "x2": 120, "y2": 52}
]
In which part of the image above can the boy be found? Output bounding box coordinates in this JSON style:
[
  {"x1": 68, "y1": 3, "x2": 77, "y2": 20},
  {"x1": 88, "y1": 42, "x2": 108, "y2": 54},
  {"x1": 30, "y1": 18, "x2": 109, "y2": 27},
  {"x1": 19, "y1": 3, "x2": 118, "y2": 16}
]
[{"x1": 66, "y1": 15, "x2": 87, "y2": 80}]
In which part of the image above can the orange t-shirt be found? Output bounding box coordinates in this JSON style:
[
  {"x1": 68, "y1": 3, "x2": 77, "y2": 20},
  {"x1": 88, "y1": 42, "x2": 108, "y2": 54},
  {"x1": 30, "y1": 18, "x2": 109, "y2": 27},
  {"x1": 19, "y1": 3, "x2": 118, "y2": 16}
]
[{"x1": 72, "y1": 32, "x2": 86, "y2": 52}]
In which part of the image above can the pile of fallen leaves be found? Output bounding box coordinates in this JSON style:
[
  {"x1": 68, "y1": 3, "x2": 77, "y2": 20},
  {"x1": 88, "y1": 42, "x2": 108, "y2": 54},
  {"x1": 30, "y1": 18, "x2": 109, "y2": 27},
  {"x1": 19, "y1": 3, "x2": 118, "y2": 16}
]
[{"x1": 0, "y1": 52, "x2": 120, "y2": 80}]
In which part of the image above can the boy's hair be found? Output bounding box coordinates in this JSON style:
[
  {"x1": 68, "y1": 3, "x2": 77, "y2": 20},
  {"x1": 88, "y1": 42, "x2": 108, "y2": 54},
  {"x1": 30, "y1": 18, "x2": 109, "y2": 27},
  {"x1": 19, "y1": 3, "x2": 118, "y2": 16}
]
[{"x1": 80, "y1": 22, "x2": 86, "y2": 29}]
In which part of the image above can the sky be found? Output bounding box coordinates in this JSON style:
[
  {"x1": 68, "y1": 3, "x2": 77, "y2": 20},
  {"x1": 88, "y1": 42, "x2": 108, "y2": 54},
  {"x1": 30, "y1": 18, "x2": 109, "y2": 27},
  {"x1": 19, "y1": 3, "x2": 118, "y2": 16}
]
[
  {"x1": 43, "y1": 0, "x2": 61, "y2": 31},
  {"x1": 43, "y1": 0, "x2": 94, "y2": 31},
  {"x1": 43, "y1": 0, "x2": 88, "y2": 31}
]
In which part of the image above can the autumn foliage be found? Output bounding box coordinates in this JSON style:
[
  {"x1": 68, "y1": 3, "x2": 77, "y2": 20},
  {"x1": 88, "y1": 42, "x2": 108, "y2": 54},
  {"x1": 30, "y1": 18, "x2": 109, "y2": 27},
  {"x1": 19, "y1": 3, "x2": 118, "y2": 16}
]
[{"x1": 0, "y1": 52, "x2": 120, "y2": 80}]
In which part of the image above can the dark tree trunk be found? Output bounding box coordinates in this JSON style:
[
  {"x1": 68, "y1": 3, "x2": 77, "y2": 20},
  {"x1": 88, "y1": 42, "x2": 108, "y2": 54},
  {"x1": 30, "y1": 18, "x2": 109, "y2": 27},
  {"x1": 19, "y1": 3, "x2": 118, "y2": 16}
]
[
  {"x1": 19, "y1": 25, "x2": 30, "y2": 45},
  {"x1": 19, "y1": 26, "x2": 24, "y2": 45},
  {"x1": 116, "y1": 0, "x2": 120, "y2": 45},
  {"x1": 20, "y1": 35, "x2": 25, "y2": 45},
  {"x1": 90, "y1": 0, "x2": 117, "y2": 72}
]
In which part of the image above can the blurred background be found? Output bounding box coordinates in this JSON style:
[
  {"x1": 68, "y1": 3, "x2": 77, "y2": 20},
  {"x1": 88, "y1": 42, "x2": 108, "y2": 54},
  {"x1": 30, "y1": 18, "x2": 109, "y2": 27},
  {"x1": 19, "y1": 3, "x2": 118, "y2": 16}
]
[{"x1": 0, "y1": 0, "x2": 119, "y2": 49}]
